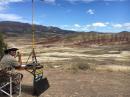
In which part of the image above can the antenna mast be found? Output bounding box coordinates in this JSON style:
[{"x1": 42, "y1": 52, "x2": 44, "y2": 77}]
[
  {"x1": 26, "y1": 0, "x2": 37, "y2": 63},
  {"x1": 32, "y1": 0, "x2": 35, "y2": 49}
]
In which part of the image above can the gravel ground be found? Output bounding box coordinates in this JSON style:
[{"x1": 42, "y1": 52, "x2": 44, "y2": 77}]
[{"x1": 15, "y1": 69, "x2": 130, "y2": 97}]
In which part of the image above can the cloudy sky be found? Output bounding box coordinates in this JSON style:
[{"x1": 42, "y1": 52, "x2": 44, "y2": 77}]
[{"x1": 0, "y1": 0, "x2": 130, "y2": 32}]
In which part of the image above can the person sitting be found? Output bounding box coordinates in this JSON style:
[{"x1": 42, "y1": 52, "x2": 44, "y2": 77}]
[{"x1": 0, "y1": 47, "x2": 23, "y2": 94}]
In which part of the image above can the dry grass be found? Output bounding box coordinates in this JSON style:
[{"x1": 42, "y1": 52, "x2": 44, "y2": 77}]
[
  {"x1": 3, "y1": 37, "x2": 130, "y2": 97},
  {"x1": 5, "y1": 37, "x2": 130, "y2": 72},
  {"x1": 96, "y1": 65, "x2": 130, "y2": 72}
]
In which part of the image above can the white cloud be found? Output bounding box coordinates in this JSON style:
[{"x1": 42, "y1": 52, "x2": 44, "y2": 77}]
[
  {"x1": 63, "y1": 25, "x2": 69, "y2": 27},
  {"x1": 0, "y1": 0, "x2": 23, "y2": 5},
  {"x1": 66, "y1": 0, "x2": 125, "y2": 3},
  {"x1": 123, "y1": 23, "x2": 130, "y2": 26},
  {"x1": 87, "y1": 9, "x2": 95, "y2": 15},
  {"x1": 0, "y1": 0, "x2": 25, "y2": 21},
  {"x1": 112, "y1": 23, "x2": 130, "y2": 30},
  {"x1": 59, "y1": 22, "x2": 109, "y2": 31},
  {"x1": 0, "y1": 13, "x2": 23, "y2": 21},
  {"x1": 66, "y1": 0, "x2": 95, "y2": 3},
  {"x1": 74, "y1": 24, "x2": 81, "y2": 27},
  {"x1": 86, "y1": 25, "x2": 91, "y2": 27},
  {"x1": 123, "y1": 23, "x2": 130, "y2": 29},
  {"x1": 112, "y1": 24, "x2": 122, "y2": 28},
  {"x1": 43, "y1": 0, "x2": 56, "y2": 4},
  {"x1": 92, "y1": 22, "x2": 107, "y2": 27},
  {"x1": 0, "y1": 0, "x2": 24, "y2": 12},
  {"x1": 54, "y1": 22, "x2": 130, "y2": 32}
]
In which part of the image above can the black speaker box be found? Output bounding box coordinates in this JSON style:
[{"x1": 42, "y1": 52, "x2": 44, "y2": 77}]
[{"x1": 33, "y1": 77, "x2": 50, "y2": 96}]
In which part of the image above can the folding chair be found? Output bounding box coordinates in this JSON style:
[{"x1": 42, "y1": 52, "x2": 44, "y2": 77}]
[{"x1": 0, "y1": 70, "x2": 21, "y2": 97}]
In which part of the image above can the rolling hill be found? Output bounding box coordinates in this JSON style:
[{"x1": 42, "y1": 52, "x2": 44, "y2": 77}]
[{"x1": 0, "y1": 21, "x2": 130, "y2": 46}]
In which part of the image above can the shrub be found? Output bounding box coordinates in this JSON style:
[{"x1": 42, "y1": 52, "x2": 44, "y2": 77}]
[
  {"x1": 0, "y1": 33, "x2": 7, "y2": 59},
  {"x1": 69, "y1": 58, "x2": 90, "y2": 72}
]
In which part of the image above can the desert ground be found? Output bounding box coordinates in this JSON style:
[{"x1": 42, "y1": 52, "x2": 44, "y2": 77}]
[{"x1": 2, "y1": 37, "x2": 130, "y2": 97}]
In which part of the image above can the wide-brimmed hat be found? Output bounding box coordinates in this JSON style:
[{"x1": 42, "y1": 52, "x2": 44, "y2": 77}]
[
  {"x1": 4, "y1": 48, "x2": 19, "y2": 54},
  {"x1": 4, "y1": 43, "x2": 19, "y2": 54}
]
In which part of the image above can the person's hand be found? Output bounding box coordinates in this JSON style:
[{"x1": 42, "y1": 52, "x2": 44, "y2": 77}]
[
  {"x1": 17, "y1": 51, "x2": 21, "y2": 58},
  {"x1": 17, "y1": 51, "x2": 22, "y2": 65}
]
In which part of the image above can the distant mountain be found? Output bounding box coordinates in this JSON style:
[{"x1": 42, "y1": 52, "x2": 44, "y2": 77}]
[
  {"x1": 0, "y1": 21, "x2": 75, "y2": 37},
  {"x1": 0, "y1": 21, "x2": 130, "y2": 46}
]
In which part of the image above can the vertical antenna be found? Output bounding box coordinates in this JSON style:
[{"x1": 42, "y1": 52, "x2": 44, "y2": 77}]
[
  {"x1": 32, "y1": 0, "x2": 37, "y2": 63},
  {"x1": 32, "y1": 0, "x2": 35, "y2": 49},
  {"x1": 26, "y1": 0, "x2": 37, "y2": 63}
]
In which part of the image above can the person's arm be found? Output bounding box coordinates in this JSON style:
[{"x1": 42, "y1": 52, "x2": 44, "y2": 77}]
[
  {"x1": 14, "y1": 52, "x2": 23, "y2": 69},
  {"x1": 17, "y1": 52, "x2": 22, "y2": 65}
]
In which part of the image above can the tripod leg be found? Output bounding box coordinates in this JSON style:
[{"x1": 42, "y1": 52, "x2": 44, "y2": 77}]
[
  {"x1": 32, "y1": 48, "x2": 38, "y2": 63},
  {"x1": 26, "y1": 51, "x2": 32, "y2": 64}
]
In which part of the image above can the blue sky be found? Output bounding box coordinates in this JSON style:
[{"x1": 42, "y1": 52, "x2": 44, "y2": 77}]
[{"x1": 0, "y1": 0, "x2": 130, "y2": 32}]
